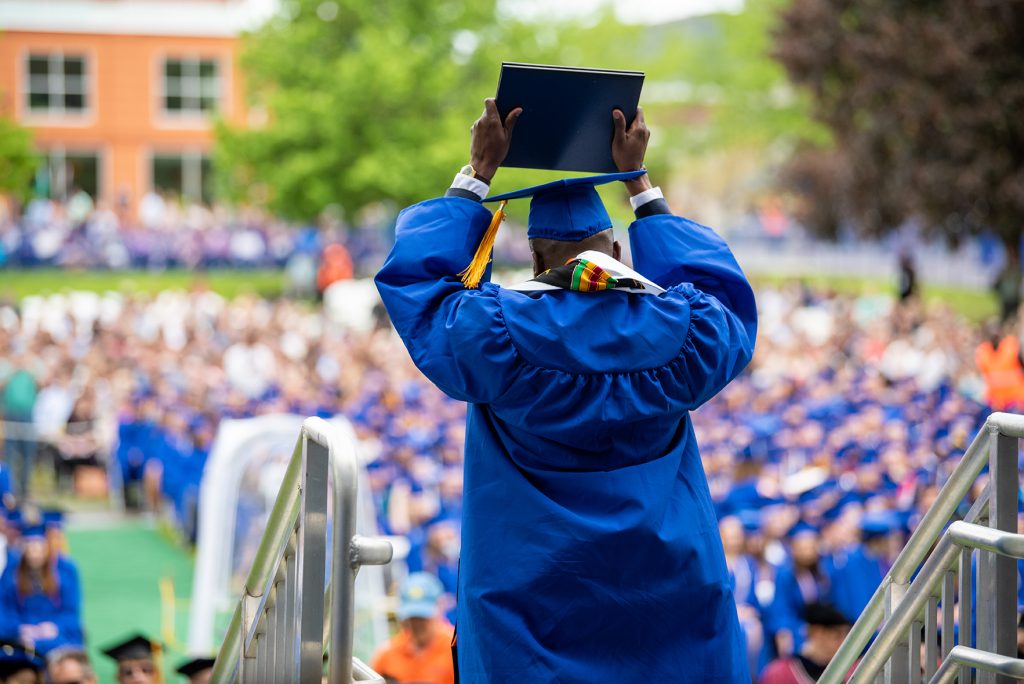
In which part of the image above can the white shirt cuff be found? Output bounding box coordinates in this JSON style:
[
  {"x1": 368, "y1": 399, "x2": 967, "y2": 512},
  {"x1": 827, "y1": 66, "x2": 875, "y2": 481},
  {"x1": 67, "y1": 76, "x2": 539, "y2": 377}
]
[
  {"x1": 450, "y1": 173, "x2": 490, "y2": 200},
  {"x1": 629, "y1": 186, "x2": 664, "y2": 211}
]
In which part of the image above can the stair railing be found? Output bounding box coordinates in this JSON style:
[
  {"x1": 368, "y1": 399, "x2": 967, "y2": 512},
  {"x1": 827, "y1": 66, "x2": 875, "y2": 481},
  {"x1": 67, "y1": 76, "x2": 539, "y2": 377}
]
[
  {"x1": 820, "y1": 412, "x2": 1024, "y2": 684},
  {"x1": 210, "y1": 417, "x2": 393, "y2": 683}
]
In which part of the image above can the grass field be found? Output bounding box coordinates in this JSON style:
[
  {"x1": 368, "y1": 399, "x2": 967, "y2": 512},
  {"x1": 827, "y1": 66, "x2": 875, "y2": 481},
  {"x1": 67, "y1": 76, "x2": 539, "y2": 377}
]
[
  {"x1": 66, "y1": 518, "x2": 196, "y2": 683},
  {"x1": 0, "y1": 268, "x2": 286, "y2": 300},
  {"x1": 749, "y1": 274, "x2": 997, "y2": 323},
  {"x1": 1, "y1": 267, "x2": 1000, "y2": 322}
]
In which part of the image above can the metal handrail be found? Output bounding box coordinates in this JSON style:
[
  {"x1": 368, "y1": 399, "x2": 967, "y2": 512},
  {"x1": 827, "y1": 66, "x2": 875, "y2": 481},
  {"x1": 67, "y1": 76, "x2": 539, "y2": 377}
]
[
  {"x1": 210, "y1": 417, "x2": 393, "y2": 683},
  {"x1": 820, "y1": 411, "x2": 1024, "y2": 684},
  {"x1": 929, "y1": 646, "x2": 1024, "y2": 684},
  {"x1": 840, "y1": 494, "x2": 987, "y2": 683},
  {"x1": 947, "y1": 521, "x2": 1024, "y2": 559}
]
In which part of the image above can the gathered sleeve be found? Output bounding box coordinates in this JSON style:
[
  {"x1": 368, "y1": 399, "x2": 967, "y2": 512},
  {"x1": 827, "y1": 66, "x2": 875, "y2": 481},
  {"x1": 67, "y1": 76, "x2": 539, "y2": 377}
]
[
  {"x1": 374, "y1": 198, "x2": 522, "y2": 405},
  {"x1": 628, "y1": 214, "x2": 758, "y2": 405}
]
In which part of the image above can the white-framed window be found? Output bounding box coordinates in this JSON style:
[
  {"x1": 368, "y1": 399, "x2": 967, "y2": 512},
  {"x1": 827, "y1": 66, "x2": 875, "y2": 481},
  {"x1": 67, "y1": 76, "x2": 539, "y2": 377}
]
[
  {"x1": 34, "y1": 149, "x2": 101, "y2": 200},
  {"x1": 152, "y1": 151, "x2": 212, "y2": 203},
  {"x1": 162, "y1": 58, "x2": 220, "y2": 115},
  {"x1": 26, "y1": 52, "x2": 88, "y2": 114}
]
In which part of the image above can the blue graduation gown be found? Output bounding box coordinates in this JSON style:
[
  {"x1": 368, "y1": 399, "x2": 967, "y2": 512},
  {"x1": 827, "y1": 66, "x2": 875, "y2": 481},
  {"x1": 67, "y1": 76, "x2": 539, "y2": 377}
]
[
  {"x1": 0, "y1": 555, "x2": 84, "y2": 655},
  {"x1": 376, "y1": 196, "x2": 757, "y2": 683},
  {"x1": 824, "y1": 544, "x2": 884, "y2": 622},
  {"x1": 766, "y1": 563, "x2": 829, "y2": 656}
]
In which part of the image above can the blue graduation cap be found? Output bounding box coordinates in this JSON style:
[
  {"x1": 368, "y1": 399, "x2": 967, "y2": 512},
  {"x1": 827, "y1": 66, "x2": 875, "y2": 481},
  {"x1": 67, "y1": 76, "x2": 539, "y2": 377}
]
[
  {"x1": 15, "y1": 507, "x2": 45, "y2": 540},
  {"x1": 860, "y1": 510, "x2": 902, "y2": 539},
  {"x1": 42, "y1": 509, "x2": 64, "y2": 531},
  {"x1": 737, "y1": 508, "x2": 762, "y2": 533},
  {"x1": 787, "y1": 520, "x2": 820, "y2": 539},
  {"x1": 458, "y1": 170, "x2": 647, "y2": 288}
]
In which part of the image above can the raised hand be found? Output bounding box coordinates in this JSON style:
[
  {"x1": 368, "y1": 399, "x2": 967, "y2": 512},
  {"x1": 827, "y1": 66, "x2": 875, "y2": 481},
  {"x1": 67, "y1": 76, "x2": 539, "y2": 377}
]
[
  {"x1": 469, "y1": 98, "x2": 522, "y2": 183},
  {"x1": 611, "y1": 106, "x2": 650, "y2": 173}
]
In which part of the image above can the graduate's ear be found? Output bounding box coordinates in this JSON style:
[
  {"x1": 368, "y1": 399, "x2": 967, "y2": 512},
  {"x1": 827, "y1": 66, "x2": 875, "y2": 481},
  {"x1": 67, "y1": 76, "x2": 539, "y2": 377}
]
[{"x1": 612, "y1": 240, "x2": 621, "y2": 261}]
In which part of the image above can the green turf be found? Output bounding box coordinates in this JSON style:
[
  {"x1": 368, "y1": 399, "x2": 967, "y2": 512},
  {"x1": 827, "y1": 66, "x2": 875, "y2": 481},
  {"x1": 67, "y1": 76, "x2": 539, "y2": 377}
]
[
  {"x1": 0, "y1": 268, "x2": 286, "y2": 299},
  {"x1": 749, "y1": 274, "x2": 998, "y2": 323},
  {"x1": 0, "y1": 267, "x2": 999, "y2": 324},
  {"x1": 66, "y1": 519, "x2": 196, "y2": 683}
]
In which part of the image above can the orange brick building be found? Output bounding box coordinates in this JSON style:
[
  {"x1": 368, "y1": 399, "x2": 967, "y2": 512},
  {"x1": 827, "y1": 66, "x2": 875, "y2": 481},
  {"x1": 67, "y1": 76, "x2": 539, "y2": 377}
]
[{"x1": 0, "y1": 0, "x2": 270, "y2": 211}]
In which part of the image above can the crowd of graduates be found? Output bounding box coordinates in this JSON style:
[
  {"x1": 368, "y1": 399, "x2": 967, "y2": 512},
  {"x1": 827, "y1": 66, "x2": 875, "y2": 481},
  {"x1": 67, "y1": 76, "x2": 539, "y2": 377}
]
[
  {"x1": 696, "y1": 284, "x2": 1004, "y2": 679},
  {"x1": 0, "y1": 275, "x2": 1021, "y2": 682},
  {"x1": 0, "y1": 192, "x2": 393, "y2": 276}
]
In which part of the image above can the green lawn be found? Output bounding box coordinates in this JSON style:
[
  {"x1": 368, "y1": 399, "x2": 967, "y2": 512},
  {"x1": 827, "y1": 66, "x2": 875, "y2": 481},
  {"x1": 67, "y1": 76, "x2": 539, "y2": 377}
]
[
  {"x1": 0, "y1": 268, "x2": 285, "y2": 299},
  {"x1": 66, "y1": 519, "x2": 197, "y2": 684},
  {"x1": 749, "y1": 274, "x2": 998, "y2": 323},
  {"x1": 0, "y1": 267, "x2": 999, "y2": 322}
]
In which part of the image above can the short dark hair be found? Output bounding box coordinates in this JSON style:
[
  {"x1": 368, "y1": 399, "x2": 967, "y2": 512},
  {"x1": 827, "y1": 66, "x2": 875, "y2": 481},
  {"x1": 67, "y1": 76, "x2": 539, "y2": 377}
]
[
  {"x1": 804, "y1": 602, "x2": 850, "y2": 627},
  {"x1": 529, "y1": 229, "x2": 615, "y2": 274}
]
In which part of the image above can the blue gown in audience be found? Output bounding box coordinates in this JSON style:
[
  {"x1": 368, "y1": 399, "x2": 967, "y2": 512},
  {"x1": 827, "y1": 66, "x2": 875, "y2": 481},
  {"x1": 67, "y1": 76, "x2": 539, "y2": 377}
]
[
  {"x1": 824, "y1": 544, "x2": 884, "y2": 622},
  {"x1": 377, "y1": 192, "x2": 757, "y2": 682},
  {"x1": 767, "y1": 562, "x2": 830, "y2": 656},
  {"x1": 115, "y1": 418, "x2": 148, "y2": 487},
  {"x1": 0, "y1": 465, "x2": 11, "y2": 504},
  {"x1": 0, "y1": 553, "x2": 84, "y2": 655}
]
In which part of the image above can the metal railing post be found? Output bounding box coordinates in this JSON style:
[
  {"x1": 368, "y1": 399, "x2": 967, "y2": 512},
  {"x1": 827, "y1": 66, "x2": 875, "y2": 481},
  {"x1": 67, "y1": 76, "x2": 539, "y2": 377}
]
[
  {"x1": 989, "y1": 429, "x2": 1018, "y2": 684},
  {"x1": 885, "y1": 581, "x2": 910, "y2": 683},
  {"x1": 959, "y1": 547, "x2": 974, "y2": 684},
  {"x1": 326, "y1": 421, "x2": 359, "y2": 684},
  {"x1": 296, "y1": 435, "x2": 329, "y2": 683}
]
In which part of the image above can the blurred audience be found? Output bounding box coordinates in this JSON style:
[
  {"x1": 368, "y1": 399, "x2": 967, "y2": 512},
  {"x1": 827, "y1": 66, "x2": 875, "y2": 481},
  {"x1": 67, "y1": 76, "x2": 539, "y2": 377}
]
[
  {"x1": 0, "y1": 510, "x2": 82, "y2": 657},
  {"x1": 371, "y1": 573, "x2": 454, "y2": 684},
  {"x1": 0, "y1": 273, "x2": 1017, "y2": 680},
  {"x1": 174, "y1": 656, "x2": 213, "y2": 684},
  {"x1": 0, "y1": 640, "x2": 44, "y2": 684},
  {"x1": 0, "y1": 194, "x2": 388, "y2": 275},
  {"x1": 758, "y1": 602, "x2": 850, "y2": 683},
  {"x1": 46, "y1": 647, "x2": 97, "y2": 684},
  {"x1": 102, "y1": 634, "x2": 159, "y2": 684}
]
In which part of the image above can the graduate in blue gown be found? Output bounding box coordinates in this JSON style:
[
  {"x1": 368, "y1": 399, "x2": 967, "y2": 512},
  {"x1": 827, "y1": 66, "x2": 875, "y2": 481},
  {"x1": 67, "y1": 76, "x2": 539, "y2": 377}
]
[
  {"x1": 375, "y1": 100, "x2": 757, "y2": 682},
  {"x1": 767, "y1": 522, "x2": 830, "y2": 659},
  {"x1": 824, "y1": 510, "x2": 895, "y2": 623},
  {"x1": 0, "y1": 515, "x2": 83, "y2": 655}
]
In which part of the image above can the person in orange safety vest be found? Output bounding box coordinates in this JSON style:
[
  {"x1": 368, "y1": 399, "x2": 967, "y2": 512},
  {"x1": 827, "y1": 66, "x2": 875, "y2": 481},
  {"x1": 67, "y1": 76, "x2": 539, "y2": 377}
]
[{"x1": 976, "y1": 330, "x2": 1024, "y2": 410}]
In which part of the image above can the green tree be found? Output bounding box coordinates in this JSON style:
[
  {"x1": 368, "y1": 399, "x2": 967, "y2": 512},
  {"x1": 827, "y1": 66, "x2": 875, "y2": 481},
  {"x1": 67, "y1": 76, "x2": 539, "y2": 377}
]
[
  {"x1": 547, "y1": 1, "x2": 824, "y2": 224},
  {"x1": 0, "y1": 117, "x2": 36, "y2": 202},
  {"x1": 217, "y1": 0, "x2": 525, "y2": 221},
  {"x1": 218, "y1": 0, "x2": 821, "y2": 224},
  {"x1": 774, "y1": 0, "x2": 1024, "y2": 260}
]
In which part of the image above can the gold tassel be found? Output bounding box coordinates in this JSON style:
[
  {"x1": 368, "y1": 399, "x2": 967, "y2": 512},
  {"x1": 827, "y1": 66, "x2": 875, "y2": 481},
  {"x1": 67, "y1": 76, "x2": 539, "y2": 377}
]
[
  {"x1": 152, "y1": 641, "x2": 164, "y2": 684},
  {"x1": 458, "y1": 200, "x2": 507, "y2": 289}
]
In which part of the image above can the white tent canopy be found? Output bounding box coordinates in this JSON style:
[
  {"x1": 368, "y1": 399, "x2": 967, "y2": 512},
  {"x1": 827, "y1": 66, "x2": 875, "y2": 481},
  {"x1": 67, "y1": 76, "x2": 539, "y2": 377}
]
[{"x1": 187, "y1": 414, "x2": 388, "y2": 659}]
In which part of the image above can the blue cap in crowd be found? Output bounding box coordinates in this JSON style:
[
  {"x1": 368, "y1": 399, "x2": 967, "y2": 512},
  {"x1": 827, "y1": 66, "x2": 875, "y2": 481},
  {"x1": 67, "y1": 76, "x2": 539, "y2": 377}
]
[
  {"x1": 860, "y1": 510, "x2": 902, "y2": 539},
  {"x1": 397, "y1": 572, "x2": 443, "y2": 621},
  {"x1": 787, "y1": 520, "x2": 820, "y2": 539}
]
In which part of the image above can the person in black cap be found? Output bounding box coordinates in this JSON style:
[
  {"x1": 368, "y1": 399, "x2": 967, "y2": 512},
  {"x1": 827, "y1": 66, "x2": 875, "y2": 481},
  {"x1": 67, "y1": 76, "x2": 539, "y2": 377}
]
[
  {"x1": 0, "y1": 640, "x2": 44, "y2": 684},
  {"x1": 758, "y1": 602, "x2": 850, "y2": 683},
  {"x1": 101, "y1": 634, "x2": 160, "y2": 684},
  {"x1": 174, "y1": 657, "x2": 213, "y2": 684}
]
